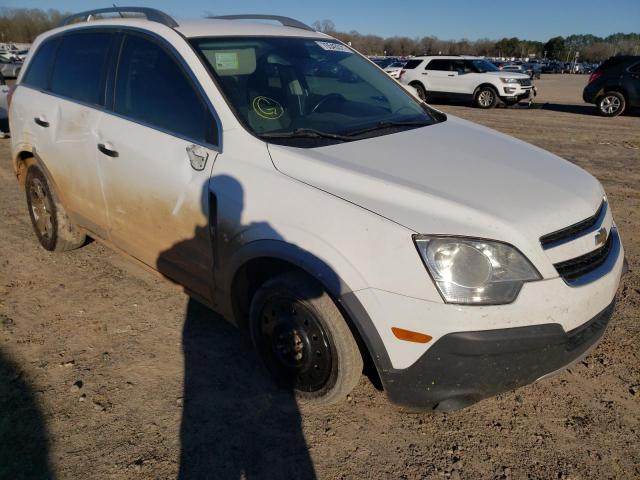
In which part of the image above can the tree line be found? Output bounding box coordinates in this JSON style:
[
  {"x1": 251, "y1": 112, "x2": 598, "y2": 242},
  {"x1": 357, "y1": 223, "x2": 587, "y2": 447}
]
[
  {"x1": 0, "y1": 8, "x2": 637, "y2": 63},
  {"x1": 313, "y1": 20, "x2": 640, "y2": 62}
]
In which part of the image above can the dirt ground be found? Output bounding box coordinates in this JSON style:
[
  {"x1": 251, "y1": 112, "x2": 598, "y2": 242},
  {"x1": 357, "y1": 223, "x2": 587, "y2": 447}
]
[{"x1": 1, "y1": 74, "x2": 639, "y2": 480}]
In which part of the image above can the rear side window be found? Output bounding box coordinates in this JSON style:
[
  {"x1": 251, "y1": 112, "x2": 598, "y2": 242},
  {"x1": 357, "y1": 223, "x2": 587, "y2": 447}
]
[
  {"x1": 114, "y1": 34, "x2": 215, "y2": 145},
  {"x1": 50, "y1": 32, "x2": 112, "y2": 105},
  {"x1": 22, "y1": 38, "x2": 59, "y2": 89},
  {"x1": 402, "y1": 59, "x2": 423, "y2": 69},
  {"x1": 596, "y1": 56, "x2": 633, "y2": 72},
  {"x1": 426, "y1": 59, "x2": 450, "y2": 71}
]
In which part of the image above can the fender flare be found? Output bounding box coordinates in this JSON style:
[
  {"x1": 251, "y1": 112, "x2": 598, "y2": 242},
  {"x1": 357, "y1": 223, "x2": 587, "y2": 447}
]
[
  {"x1": 224, "y1": 239, "x2": 394, "y2": 379},
  {"x1": 473, "y1": 82, "x2": 499, "y2": 98}
]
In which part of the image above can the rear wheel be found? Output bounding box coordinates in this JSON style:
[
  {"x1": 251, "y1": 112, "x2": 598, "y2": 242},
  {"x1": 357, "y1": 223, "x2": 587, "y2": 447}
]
[
  {"x1": 249, "y1": 272, "x2": 363, "y2": 405},
  {"x1": 411, "y1": 82, "x2": 427, "y2": 101},
  {"x1": 475, "y1": 86, "x2": 498, "y2": 108},
  {"x1": 597, "y1": 92, "x2": 625, "y2": 117},
  {"x1": 25, "y1": 166, "x2": 86, "y2": 252}
]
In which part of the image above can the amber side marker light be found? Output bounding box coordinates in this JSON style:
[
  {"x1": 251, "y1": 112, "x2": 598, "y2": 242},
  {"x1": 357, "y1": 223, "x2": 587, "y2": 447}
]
[{"x1": 391, "y1": 327, "x2": 432, "y2": 344}]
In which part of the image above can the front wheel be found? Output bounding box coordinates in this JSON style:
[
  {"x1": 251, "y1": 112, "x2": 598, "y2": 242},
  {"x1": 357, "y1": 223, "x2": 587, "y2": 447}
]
[
  {"x1": 597, "y1": 92, "x2": 626, "y2": 117},
  {"x1": 249, "y1": 272, "x2": 363, "y2": 405},
  {"x1": 475, "y1": 86, "x2": 498, "y2": 108}
]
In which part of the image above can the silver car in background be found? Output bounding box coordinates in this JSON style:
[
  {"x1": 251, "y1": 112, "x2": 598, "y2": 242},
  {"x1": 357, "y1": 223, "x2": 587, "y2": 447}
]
[{"x1": 0, "y1": 56, "x2": 22, "y2": 78}]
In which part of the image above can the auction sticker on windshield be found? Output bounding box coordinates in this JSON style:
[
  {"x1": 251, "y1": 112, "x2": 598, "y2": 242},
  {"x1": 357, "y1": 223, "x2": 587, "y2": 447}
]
[
  {"x1": 315, "y1": 41, "x2": 352, "y2": 53},
  {"x1": 214, "y1": 51, "x2": 239, "y2": 70}
]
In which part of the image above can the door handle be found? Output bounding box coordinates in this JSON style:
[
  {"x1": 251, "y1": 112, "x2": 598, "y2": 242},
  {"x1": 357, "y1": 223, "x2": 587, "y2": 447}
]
[
  {"x1": 447, "y1": 74, "x2": 456, "y2": 77},
  {"x1": 97, "y1": 143, "x2": 119, "y2": 158},
  {"x1": 186, "y1": 144, "x2": 209, "y2": 171},
  {"x1": 421, "y1": 72, "x2": 428, "y2": 75},
  {"x1": 34, "y1": 116, "x2": 49, "y2": 128}
]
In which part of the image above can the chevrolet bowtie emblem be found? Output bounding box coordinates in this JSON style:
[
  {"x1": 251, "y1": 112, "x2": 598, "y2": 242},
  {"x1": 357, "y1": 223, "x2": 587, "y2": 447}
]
[{"x1": 595, "y1": 227, "x2": 608, "y2": 247}]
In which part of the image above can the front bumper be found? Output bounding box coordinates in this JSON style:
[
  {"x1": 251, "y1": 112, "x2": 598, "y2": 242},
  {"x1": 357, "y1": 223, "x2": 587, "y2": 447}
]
[
  {"x1": 381, "y1": 301, "x2": 615, "y2": 410},
  {"x1": 338, "y1": 227, "x2": 624, "y2": 411},
  {"x1": 500, "y1": 84, "x2": 534, "y2": 98}
]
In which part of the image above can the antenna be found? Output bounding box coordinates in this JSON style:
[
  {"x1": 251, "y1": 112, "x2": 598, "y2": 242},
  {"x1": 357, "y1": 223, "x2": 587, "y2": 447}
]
[{"x1": 113, "y1": 4, "x2": 125, "y2": 18}]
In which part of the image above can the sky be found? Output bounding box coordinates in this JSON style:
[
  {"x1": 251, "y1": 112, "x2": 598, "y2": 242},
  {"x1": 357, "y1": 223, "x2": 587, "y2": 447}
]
[{"x1": 2, "y1": 0, "x2": 639, "y2": 41}]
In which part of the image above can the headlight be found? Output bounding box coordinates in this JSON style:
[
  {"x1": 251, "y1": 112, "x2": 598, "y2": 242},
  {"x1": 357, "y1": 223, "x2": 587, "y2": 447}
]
[
  {"x1": 500, "y1": 77, "x2": 519, "y2": 84},
  {"x1": 414, "y1": 236, "x2": 541, "y2": 305}
]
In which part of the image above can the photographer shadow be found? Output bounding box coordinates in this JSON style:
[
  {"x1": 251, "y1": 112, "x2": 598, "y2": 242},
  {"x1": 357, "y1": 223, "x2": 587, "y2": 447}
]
[
  {"x1": 0, "y1": 348, "x2": 53, "y2": 480},
  {"x1": 157, "y1": 175, "x2": 317, "y2": 479}
]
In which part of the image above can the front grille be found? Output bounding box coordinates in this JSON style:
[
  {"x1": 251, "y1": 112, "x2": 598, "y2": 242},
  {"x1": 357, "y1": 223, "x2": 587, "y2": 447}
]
[
  {"x1": 517, "y1": 78, "x2": 532, "y2": 86},
  {"x1": 540, "y1": 201, "x2": 605, "y2": 249},
  {"x1": 553, "y1": 233, "x2": 613, "y2": 282}
]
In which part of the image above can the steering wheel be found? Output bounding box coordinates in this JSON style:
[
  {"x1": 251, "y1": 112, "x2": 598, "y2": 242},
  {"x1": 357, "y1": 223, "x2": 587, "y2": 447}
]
[{"x1": 310, "y1": 93, "x2": 346, "y2": 114}]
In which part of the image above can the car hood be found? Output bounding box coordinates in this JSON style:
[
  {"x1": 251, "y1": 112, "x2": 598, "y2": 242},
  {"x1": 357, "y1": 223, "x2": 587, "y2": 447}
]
[
  {"x1": 485, "y1": 71, "x2": 529, "y2": 79},
  {"x1": 267, "y1": 116, "x2": 604, "y2": 252}
]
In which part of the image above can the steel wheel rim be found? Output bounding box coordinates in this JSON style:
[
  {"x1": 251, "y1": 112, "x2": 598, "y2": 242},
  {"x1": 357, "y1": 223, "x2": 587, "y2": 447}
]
[
  {"x1": 258, "y1": 296, "x2": 333, "y2": 392},
  {"x1": 601, "y1": 95, "x2": 621, "y2": 114},
  {"x1": 29, "y1": 178, "x2": 53, "y2": 240},
  {"x1": 478, "y1": 90, "x2": 494, "y2": 106}
]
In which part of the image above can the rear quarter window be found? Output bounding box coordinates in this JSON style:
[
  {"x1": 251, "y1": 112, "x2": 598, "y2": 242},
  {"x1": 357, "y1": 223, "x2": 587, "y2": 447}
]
[
  {"x1": 402, "y1": 59, "x2": 423, "y2": 69},
  {"x1": 50, "y1": 31, "x2": 113, "y2": 105},
  {"x1": 21, "y1": 37, "x2": 60, "y2": 90}
]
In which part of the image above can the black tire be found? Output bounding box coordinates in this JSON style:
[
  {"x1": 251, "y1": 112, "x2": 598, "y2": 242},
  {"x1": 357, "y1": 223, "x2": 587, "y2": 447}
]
[
  {"x1": 249, "y1": 272, "x2": 363, "y2": 405},
  {"x1": 411, "y1": 82, "x2": 427, "y2": 101},
  {"x1": 597, "y1": 91, "x2": 626, "y2": 117},
  {"x1": 25, "y1": 166, "x2": 86, "y2": 252},
  {"x1": 475, "y1": 86, "x2": 498, "y2": 109}
]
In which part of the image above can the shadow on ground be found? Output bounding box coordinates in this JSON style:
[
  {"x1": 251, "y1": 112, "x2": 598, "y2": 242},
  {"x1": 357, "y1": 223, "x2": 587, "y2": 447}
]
[
  {"x1": 0, "y1": 347, "x2": 53, "y2": 480},
  {"x1": 176, "y1": 300, "x2": 316, "y2": 479},
  {"x1": 156, "y1": 175, "x2": 317, "y2": 479}
]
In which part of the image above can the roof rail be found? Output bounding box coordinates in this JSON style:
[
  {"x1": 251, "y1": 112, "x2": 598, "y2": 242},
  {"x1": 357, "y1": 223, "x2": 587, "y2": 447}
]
[
  {"x1": 209, "y1": 14, "x2": 314, "y2": 32},
  {"x1": 59, "y1": 7, "x2": 178, "y2": 28}
]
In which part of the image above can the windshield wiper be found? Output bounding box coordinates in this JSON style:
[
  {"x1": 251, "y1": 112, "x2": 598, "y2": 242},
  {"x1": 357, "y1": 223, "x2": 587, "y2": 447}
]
[
  {"x1": 259, "y1": 128, "x2": 353, "y2": 142},
  {"x1": 345, "y1": 120, "x2": 433, "y2": 138}
]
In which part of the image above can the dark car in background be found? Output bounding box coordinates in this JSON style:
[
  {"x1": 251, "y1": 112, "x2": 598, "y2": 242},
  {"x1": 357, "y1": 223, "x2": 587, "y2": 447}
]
[{"x1": 583, "y1": 56, "x2": 640, "y2": 116}]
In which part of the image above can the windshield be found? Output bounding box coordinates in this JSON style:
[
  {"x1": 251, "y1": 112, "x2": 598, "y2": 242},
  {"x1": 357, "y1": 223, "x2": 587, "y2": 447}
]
[
  {"x1": 470, "y1": 60, "x2": 500, "y2": 73},
  {"x1": 191, "y1": 37, "x2": 441, "y2": 144}
]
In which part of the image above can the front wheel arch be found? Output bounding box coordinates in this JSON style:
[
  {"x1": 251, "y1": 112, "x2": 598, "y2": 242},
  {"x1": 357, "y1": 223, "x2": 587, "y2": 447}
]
[
  {"x1": 473, "y1": 84, "x2": 499, "y2": 108},
  {"x1": 228, "y1": 249, "x2": 386, "y2": 389}
]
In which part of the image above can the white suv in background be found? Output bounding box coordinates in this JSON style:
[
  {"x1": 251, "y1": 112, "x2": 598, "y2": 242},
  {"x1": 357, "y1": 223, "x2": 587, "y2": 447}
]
[
  {"x1": 399, "y1": 55, "x2": 535, "y2": 108},
  {"x1": 9, "y1": 8, "x2": 625, "y2": 410}
]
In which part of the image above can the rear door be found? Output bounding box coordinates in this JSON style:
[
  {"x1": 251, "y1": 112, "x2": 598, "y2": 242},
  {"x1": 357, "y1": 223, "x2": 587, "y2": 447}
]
[
  {"x1": 46, "y1": 30, "x2": 115, "y2": 237},
  {"x1": 11, "y1": 37, "x2": 61, "y2": 166},
  {"x1": 423, "y1": 59, "x2": 453, "y2": 92},
  {"x1": 97, "y1": 32, "x2": 219, "y2": 300}
]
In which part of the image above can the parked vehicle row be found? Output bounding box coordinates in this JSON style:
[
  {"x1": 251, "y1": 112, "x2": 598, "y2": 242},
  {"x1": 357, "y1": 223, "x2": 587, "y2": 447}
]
[{"x1": 8, "y1": 8, "x2": 626, "y2": 411}]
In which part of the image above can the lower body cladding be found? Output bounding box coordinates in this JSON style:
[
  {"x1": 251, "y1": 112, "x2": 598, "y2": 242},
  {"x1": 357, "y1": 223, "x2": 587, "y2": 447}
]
[
  {"x1": 339, "y1": 232, "x2": 625, "y2": 410},
  {"x1": 378, "y1": 301, "x2": 614, "y2": 410},
  {"x1": 503, "y1": 86, "x2": 536, "y2": 103}
]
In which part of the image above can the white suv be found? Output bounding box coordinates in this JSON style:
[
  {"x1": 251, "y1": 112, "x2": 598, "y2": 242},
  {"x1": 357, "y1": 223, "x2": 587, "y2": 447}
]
[
  {"x1": 9, "y1": 8, "x2": 625, "y2": 410},
  {"x1": 399, "y1": 55, "x2": 535, "y2": 108}
]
